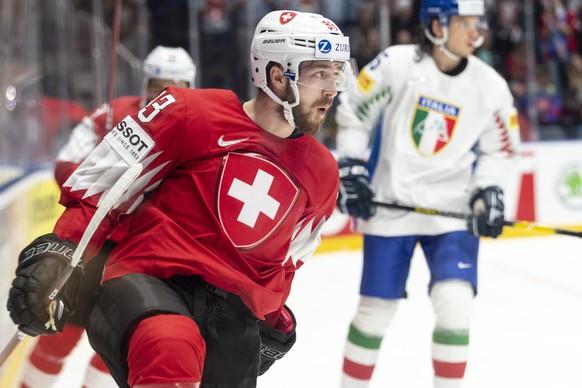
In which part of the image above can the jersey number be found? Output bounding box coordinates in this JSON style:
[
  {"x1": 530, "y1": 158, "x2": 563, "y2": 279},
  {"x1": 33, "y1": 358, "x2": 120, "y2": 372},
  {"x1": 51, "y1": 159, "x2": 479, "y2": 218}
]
[{"x1": 138, "y1": 92, "x2": 176, "y2": 123}]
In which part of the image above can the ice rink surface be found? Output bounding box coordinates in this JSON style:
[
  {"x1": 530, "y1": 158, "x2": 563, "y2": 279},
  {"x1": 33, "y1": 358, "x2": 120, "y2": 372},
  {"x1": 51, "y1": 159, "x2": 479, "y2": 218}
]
[{"x1": 14, "y1": 235, "x2": 582, "y2": 388}]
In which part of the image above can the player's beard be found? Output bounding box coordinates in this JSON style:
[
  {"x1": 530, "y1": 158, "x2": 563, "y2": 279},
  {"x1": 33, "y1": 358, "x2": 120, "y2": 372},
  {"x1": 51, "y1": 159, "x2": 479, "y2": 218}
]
[{"x1": 285, "y1": 85, "x2": 333, "y2": 136}]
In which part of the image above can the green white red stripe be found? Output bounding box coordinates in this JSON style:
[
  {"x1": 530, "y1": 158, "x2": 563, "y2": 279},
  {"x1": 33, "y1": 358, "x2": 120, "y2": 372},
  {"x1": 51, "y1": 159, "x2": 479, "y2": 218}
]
[
  {"x1": 342, "y1": 324, "x2": 382, "y2": 381},
  {"x1": 432, "y1": 328, "x2": 469, "y2": 382}
]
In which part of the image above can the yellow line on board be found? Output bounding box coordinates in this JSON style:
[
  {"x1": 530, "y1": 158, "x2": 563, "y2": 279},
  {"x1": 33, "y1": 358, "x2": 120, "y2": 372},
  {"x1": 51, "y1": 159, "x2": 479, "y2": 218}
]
[
  {"x1": 315, "y1": 234, "x2": 363, "y2": 254},
  {"x1": 315, "y1": 224, "x2": 582, "y2": 255}
]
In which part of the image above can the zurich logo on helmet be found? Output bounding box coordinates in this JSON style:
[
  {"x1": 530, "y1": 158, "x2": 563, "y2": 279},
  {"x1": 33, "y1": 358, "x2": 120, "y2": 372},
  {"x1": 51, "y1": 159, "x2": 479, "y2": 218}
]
[{"x1": 317, "y1": 39, "x2": 332, "y2": 54}]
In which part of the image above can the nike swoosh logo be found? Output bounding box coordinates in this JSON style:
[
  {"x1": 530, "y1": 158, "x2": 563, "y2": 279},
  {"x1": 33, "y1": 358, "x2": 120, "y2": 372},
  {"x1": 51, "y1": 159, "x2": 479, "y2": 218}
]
[
  {"x1": 458, "y1": 262, "x2": 472, "y2": 269},
  {"x1": 218, "y1": 135, "x2": 249, "y2": 147}
]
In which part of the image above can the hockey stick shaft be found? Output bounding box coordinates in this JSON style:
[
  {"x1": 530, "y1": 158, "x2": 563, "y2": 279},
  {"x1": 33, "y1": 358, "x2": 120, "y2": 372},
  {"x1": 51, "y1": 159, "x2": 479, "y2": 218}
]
[
  {"x1": 371, "y1": 199, "x2": 582, "y2": 238},
  {"x1": 0, "y1": 331, "x2": 25, "y2": 368},
  {"x1": 0, "y1": 163, "x2": 142, "y2": 368},
  {"x1": 45, "y1": 162, "x2": 143, "y2": 303}
]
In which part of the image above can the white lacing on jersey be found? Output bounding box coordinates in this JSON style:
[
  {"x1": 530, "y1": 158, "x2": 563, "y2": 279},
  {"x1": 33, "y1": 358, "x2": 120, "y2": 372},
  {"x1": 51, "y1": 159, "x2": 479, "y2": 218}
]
[
  {"x1": 283, "y1": 216, "x2": 327, "y2": 267},
  {"x1": 63, "y1": 141, "x2": 169, "y2": 215}
]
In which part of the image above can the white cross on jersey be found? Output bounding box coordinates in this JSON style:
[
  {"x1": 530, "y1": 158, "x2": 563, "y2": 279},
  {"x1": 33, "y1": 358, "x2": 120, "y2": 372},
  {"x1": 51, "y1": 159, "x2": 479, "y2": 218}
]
[
  {"x1": 228, "y1": 169, "x2": 280, "y2": 228},
  {"x1": 281, "y1": 12, "x2": 294, "y2": 22}
]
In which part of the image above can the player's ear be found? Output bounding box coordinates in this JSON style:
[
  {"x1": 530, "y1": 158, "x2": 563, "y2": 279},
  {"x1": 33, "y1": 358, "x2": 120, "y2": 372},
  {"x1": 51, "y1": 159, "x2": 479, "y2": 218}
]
[
  {"x1": 431, "y1": 18, "x2": 443, "y2": 38},
  {"x1": 268, "y1": 64, "x2": 288, "y2": 92}
]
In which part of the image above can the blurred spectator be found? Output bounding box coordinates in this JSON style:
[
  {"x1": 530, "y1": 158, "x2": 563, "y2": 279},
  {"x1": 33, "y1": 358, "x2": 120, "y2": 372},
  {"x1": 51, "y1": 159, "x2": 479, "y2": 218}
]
[
  {"x1": 537, "y1": 0, "x2": 577, "y2": 91},
  {"x1": 567, "y1": 52, "x2": 582, "y2": 100},
  {"x1": 199, "y1": 0, "x2": 239, "y2": 89},
  {"x1": 390, "y1": 0, "x2": 416, "y2": 44},
  {"x1": 574, "y1": 1, "x2": 582, "y2": 54},
  {"x1": 476, "y1": 29, "x2": 494, "y2": 66},
  {"x1": 562, "y1": 52, "x2": 582, "y2": 137},
  {"x1": 356, "y1": 27, "x2": 382, "y2": 67},
  {"x1": 555, "y1": 0, "x2": 579, "y2": 54},
  {"x1": 505, "y1": 40, "x2": 528, "y2": 100},
  {"x1": 319, "y1": 0, "x2": 359, "y2": 31},
  {"x1": 348, "y1": 1, "x2": 378, "y2": 69},
  {"x1": 489, "y1": 0, "x2": 523, "y2": 74},
  {"x1": 294, "y1": 0, "x2": 319, "y2": 13},
  {"x1": 48, "y1": 0, "x2": 582, "y2": 143},
  {"x1": 394, "y1": 28, "x2": 413, "y2": 44},
  {"x1": 534, "y1": 65, "x2": 564, "y2": 138},
  {"x1": 147, "y1": 0, "x2": 190, "y2": 49}
]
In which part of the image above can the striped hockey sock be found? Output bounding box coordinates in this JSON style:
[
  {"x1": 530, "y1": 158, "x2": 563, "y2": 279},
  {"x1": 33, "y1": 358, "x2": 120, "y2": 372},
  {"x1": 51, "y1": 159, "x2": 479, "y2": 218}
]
[
  {"x1": 432, "y1": 328, "x2": 469, "y2": 388},
  {"x1": 341, "y1": 324, "x2": 383, "y2": 387},
  {"x1": 21, "y1": 324, "x2": 85, "y2": 388},
  {"x1": 83, "y1": 353, "x2": 117, "y2": 388}
]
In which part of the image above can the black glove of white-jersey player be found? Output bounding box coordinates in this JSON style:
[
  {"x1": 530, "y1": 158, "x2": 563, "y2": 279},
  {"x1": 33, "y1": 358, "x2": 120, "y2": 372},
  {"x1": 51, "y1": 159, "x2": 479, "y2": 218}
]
[
  {"x1": 337, "y1": 158, "x2": 376, "y2": 220},
  {"x1": 467, "y1": 186, "x2": 505, "y2": 238}
]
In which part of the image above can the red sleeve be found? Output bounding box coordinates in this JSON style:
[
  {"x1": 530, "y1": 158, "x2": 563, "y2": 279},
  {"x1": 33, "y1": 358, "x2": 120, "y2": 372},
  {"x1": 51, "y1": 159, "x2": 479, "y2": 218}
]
[{"x1": 53, "y1": 89, "x2": 190, "y2": 260}]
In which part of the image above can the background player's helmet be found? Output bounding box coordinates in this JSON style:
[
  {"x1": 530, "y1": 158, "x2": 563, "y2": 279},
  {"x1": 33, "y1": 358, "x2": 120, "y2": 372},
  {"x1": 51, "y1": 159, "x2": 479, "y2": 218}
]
[
  {"x1": 141, "y1": 46, "x2": 196, "y2": 105},
  {"x1": 419, "y1": 0, "x2": 486, "y2": 56},
  {"x1": 420, "y1": 0, "x2": 485, "y2": 29},
  {"x1": 250, "y1": 10, "x2": 357, "y2": 126}
]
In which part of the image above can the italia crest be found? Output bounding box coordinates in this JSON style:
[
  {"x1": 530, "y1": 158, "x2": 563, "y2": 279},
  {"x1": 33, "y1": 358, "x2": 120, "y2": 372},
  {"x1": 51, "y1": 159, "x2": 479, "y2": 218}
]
[{"x1": 411, "y1": 96, "x2": 460, "y2": 156}]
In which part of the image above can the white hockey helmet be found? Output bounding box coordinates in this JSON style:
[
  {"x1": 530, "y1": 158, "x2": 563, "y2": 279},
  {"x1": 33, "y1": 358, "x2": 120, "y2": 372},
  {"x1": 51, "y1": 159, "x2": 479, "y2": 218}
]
[
  {"x1": 250, "y1": 10, "x2": 357, "y2": 126},
  {"x1": 141, "y1": 46, "x2": 196, "y2": 105}
]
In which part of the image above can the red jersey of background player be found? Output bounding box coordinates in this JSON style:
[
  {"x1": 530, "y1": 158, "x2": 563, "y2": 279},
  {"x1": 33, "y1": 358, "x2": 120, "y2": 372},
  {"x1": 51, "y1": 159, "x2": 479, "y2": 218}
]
[
  {"x1": 55, "y1": 96, "x2": 141, "y2": 187},
  {"x1": 53, "y1": 87, "x2": 339, "y2": 319}
]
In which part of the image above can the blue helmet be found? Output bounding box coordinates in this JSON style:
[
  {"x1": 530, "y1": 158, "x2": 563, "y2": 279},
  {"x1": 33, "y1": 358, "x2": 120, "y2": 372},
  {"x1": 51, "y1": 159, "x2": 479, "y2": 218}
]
[
  {"x1": 419, "y1": 0, "x2": 485, "y2": 30},
  {"x1": 419, "y1": 0, "x2": 486, "y2": 58}
]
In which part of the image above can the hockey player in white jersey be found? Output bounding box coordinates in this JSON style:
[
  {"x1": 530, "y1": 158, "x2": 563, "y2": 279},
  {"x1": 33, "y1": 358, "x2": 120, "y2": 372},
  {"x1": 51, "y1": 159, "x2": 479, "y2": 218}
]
[{"x1": 335, "y1": 0, "x2": 520, "y2": 387}]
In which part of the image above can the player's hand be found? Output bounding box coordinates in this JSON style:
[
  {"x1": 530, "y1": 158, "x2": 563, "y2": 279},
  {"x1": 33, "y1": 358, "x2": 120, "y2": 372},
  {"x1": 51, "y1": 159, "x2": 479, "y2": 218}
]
[
  {"x1": 337, "y1": 158, "x2": 376, "y2": 220},
  {"x1": 258, "y1": 305, "x2": 297, "y2": 375},
  {"x1": 467, "y1": 186, "x2": 504, "y2": 238},
  {"x1": 7, "y1": 234, "x2": 83, "y2": 336}
]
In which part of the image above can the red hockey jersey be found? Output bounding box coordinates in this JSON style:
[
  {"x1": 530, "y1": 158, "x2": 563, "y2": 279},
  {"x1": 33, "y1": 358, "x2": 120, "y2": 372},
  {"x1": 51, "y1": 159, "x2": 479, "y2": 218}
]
[{"x1": 54, "y1": 88, "x2": 339, "y2": 318}]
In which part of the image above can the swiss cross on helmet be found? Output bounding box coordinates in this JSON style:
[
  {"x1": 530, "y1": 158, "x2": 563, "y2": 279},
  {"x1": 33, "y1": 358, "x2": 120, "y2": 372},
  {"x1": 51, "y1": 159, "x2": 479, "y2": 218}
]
[{"x1": 250, "y1": 10, "x2": 358, "y2": 126}]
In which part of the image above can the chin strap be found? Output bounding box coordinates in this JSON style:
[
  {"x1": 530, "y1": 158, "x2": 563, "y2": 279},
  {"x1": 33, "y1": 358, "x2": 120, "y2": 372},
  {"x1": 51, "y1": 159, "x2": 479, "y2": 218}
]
[
  {"x1": 424, "y1": 27, "x2": 484, "y2": 62},
  {"x1": 281, "y1": 101, "x2": 296, "y2": 129},
  {"x1": 438, "y1": 44, "x2": 461, "y2": 61},
  {"x1": 260, "y1": 82, "x2": 301, "y2": 129},
  {"x1": 424, "y1": 27, "x2": 460, "y2": 61}
]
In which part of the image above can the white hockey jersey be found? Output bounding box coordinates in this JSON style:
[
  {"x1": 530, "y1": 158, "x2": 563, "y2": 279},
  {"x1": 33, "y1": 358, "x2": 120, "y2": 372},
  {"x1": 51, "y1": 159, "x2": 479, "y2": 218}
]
[{"x1": 336, "y1": 44, "x2": 520, "y2": 236}]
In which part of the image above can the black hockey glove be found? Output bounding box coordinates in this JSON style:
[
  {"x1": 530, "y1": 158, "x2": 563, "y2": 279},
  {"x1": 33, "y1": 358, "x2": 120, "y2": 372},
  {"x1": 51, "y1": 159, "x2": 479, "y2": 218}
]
[
  {"x1": 467, "y1": 186, "x2": 505, "y2": 238},
  {"x1": 337, "y1": 158, "x2": 376, "y2": 220},
  {"x1": 258, "y1": 305, "x2": 297, "y2": 375},
  {"x1": 7, "y1": 233, "x2": 84, "y2": 336}
]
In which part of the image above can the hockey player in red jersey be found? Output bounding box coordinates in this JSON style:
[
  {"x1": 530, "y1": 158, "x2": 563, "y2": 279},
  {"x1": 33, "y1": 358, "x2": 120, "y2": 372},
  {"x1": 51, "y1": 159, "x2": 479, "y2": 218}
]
[
  {"x1": 17, "y1": 46, "x2": 196, "y2": 388},
  {"x1": 7, "y1": 10, "x2": 357, "y2": 388}
]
